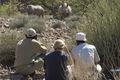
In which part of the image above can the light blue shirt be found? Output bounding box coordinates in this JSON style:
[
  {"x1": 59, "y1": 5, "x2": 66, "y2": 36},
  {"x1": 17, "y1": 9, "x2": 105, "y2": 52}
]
[{"x1": 72, "y1": 43, "x2": 100, "y2": 69}]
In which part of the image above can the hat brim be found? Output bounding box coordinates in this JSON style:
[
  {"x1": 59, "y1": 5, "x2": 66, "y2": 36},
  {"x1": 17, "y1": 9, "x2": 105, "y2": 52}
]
[{"x1": 75, "y1": 38, "x2": 87, "y2": 41}]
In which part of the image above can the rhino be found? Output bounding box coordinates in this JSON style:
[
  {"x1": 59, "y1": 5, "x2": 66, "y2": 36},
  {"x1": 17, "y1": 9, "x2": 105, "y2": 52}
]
[
  {"x1": 58, "y1": 3, "x2": 72, "y2": 19},
  {"x1": 26, "y1": 5, "x2": 44, "y2": 17}
]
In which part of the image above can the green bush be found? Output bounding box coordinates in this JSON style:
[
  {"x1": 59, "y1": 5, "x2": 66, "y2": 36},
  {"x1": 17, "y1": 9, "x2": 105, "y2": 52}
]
[
  {"x1": 9, "y1": 15, "x2": 29, "y2": 29},
  {"x1": 0, "y1": 0, "x2": 20, "y2": 16},
  {"x1": 51, "y1": 21, "x2": 65, "y2": 28},
  {"x1": 67, "y1": 0, "x2": 120, "y2": 70},
  {"x1": 25, "y1": 18, "x2": 45, "y2": 33},
  {"x1": 65, "y1": 16, "x2": 81, "y2": 22},
  {"x1": 9, "y1": 15, "x2": 45, "y2": 32},
  {"x1": 0, "y1": 30, "x2": 23, "y2": 66},
  {"x1": 65, "y1": 16, "x2": 85, "y2": 29},
  {"x1": 75, "y1": 0, "x2": 120, "y2": 73},
  {"x1": 68, "y1": 0, "x2": 120, "y2": 79}
]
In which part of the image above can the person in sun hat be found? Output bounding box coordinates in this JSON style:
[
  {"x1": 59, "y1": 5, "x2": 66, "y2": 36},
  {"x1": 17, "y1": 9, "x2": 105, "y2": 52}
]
[
  {"x1": 14, "y1": 28, "x2": 47, "y2": 78},
  {"x1": 44, "y1": 39, "x2": 73, "y2": 80},
  {"x1": 72, "y1": 32, "x2": 102, "y2": 80}
]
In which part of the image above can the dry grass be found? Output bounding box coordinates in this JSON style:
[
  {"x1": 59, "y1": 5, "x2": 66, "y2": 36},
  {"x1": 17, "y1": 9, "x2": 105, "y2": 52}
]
[{"x1": 0, "y1": 30, "x2": 24, "y2": 66}]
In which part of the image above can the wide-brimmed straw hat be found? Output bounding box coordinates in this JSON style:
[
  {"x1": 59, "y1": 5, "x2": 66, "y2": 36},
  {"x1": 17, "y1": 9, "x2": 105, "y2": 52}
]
[{"x1": 53, "y1": 39, "x2": 65, "y2": 49}]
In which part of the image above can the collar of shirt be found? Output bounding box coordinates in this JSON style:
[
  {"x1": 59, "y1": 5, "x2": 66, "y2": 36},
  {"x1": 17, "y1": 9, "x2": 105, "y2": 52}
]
[{"x1": 77, "y1": 43, "x2": 88, "y2": 47}]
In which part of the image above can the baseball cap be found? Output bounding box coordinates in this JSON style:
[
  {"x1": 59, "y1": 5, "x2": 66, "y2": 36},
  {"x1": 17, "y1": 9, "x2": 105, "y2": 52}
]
[{"x1": 25, "y1": 28, "x2": 37, "y2": 37}]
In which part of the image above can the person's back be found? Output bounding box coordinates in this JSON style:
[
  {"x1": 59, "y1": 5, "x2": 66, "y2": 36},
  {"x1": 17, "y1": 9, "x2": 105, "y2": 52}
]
[
  {"x1": 44, "y1": 39, "x2": 73, "y2": 80},
  {"x1": 44, "y1": 51, "x2": 69, "y2": 80},
  {"x1": 14, "y1": 28, "x2": 47, "y2": 76},
  {"x1": 14, "y1": 39, "x2": 45, "y2": 68},
  {"x1": 72, "y1": 43, "x2": 99, "y2": 69},
  {"x1": 72, "y1": 32, "x2": 101, "y2": 79}
]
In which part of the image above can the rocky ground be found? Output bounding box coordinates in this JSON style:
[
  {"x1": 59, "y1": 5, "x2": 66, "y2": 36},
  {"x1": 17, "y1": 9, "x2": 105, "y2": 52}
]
[
  {"x1": 0, "y1": 17, "x2": 72, "y2": 43},
  {"x1": 0, "y1": 16, "x2": 117, "y2": 80},
  {"x1": 0, "y1": 17, "x2": 73, "y2": 80},
  {"x1": 0, "y1": 67, "x2": 45, "y2": 80}
]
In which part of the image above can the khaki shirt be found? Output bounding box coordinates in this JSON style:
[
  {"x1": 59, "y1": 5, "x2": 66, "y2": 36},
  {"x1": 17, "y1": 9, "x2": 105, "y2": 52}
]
[{"x1": 14, "y1": 38, "x2": 47, "y2": 69}]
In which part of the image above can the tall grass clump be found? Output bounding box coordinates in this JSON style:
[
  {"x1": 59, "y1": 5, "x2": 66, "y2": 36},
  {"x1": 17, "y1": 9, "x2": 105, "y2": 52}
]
[
  {"x1": 65, "y1": 15, "x2": 85, "y2": 29},
  {"x1": 9, "y1": 15, "x2": 29, "y2": 29},
  {"x1": 77, "y1": 0, "x2": 120, "y2": 79},
  {"x1": 68, "y1": 0, "x2": 120, "y2": 79},
  {"x1": 0, "y1": 30, "x2": 23, "y2": 66},
  {"x1": 10, "y1": 14, "x2": 45, "y2": 33},
  {"x1": 51, "y1": 21, "x2": 65, "y2": 28},
  {"x1": 86, "y1": 0, "x2": 120, "y2": 68},
  {"x1": 25, "y1": 17, "x2": 45, "y2": 33},
  {"x1": 0, "y1": 0, "x2": 20, "y2": 16}
]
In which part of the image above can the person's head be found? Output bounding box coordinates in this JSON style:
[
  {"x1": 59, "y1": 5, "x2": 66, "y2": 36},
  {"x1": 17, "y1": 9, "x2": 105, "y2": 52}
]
[
  {"x1": 25, "y1": 28, "x2": 37, "y2": 40},
  {"x1": 75, "y1": 32, "x2": 87, "y2": 45},
  {"x1": 53, "y1": 39, "x2": 65, "y2": 51}
]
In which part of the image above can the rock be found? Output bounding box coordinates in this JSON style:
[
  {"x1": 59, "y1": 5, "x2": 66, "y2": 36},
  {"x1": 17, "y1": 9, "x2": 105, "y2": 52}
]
[
  {"x1": 38, "y1": 33, "x2": 44, "y2": 37},
  {"x1": 7, "y1": 19, "x2": 10, "y2": 22},
  {"x1": 64, "y1": 35, "x2": 71, "y2": 39},
  {"x1": 48, "y1": 28, "x2": 55, "y2": 32},
  {"x1": 1, "y1": 27, "x2": 5, "y2": 33},
  {"x1": 0, "y1": 24, "x2": 2, "y2": 27},
  {"x1": 10, "y1": 73, "x2": 28, "y2": 80},
  {"x1": 4, "y1": 24, "x2": 9, "y2": 28},
  {"x1": 55, "y1": 28, "x2": 61, "y2": 31}
]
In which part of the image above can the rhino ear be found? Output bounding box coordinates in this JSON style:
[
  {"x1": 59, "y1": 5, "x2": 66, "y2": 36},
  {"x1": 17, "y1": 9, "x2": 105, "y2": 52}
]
[
  {"x1": 66, "y1": 4, "x2": 68, "y2": 7},
  {"x1": 65, "y1": 3, "x2": 68, "y2": 8},
  {"x1": 62, "y1": 3, "x2": 64, "y2": 7}
]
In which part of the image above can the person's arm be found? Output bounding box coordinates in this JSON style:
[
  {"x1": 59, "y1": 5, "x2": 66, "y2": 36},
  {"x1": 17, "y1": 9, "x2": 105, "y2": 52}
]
[
  {"x1": 94, "y1": 47, "x2": 100, "y2": 65},
  {"x1": 73, "y1": 57, "x2": 79, "y2": 66},
  {"x1": 31, "y1": 41, "x2": 47, "y2": 60},
  {"x1": 43, "y1": 55, "x2": 47, "y2": 70},
  {"x1": 71, "y1": 48, "x2": 80, "y2": 67},
  {"x1": 38, "y1": 43, "x2": 47, "y2": 54},
  {"x1": 35, "y1": 41, "x2": 47, "y2": 54},
  {"x1": 63, "y1": 46, "x2": 73, "y2": 65}
]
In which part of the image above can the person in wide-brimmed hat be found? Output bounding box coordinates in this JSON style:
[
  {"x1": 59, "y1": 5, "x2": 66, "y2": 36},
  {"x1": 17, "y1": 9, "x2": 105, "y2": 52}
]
[
  {"x1": 72, "y1": 32, "x2": 102, "y2": 80},
  {"x1": 44, "y1": 39, "x2": 73, "y2": 80},
  {"x1": 14, "y1": 28, "x2": 47, "y2": 78}
]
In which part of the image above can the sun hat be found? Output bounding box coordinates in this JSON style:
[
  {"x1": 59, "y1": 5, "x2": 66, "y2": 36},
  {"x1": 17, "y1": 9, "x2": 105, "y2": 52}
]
[
  {"x1": 53, "y1": 39, "x2": 65, "y2": 49},
  {"x1": 75, "y1": 32, "x2": 87, "y2": 41},
  {"x1": 25, "y1": 28, "x2": 37, "y2": 37}
]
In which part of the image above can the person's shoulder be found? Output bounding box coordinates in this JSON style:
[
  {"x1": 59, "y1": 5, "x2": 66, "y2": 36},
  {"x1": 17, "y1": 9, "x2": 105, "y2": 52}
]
[
  {"x1": 44, "y1": 52, "x2": 54, "y2": 59},
  {"x1": 72, "y1": 45, "x2": 80, "y2": 52},
  {"x1": 61, "y1": 52, "x2": 69, "y2": 60},
  {"x1": 61, "y1": 52, "x2": 68, "y2": 57},
  {"x1": 17, "y1": 39, "x2": 24, "y2": 45},
  {"x1": 45, "y1": 52, "x2": 55, "y2": 56},
  {"x1": 32, "y1": 39, "x2": 40, "y2": 43},
  {"x1": 72, "y1": 45, "x2": 78, "y2": 50},
  {"x1": 86, "y1": 43, "x2": 96, "y2": 49},
  {"x1": 32, "y1": 39, "x2": 42, "y2": 45},
  {"x1": 45, "y1": 52, "x2": 51, "y2": 56}
]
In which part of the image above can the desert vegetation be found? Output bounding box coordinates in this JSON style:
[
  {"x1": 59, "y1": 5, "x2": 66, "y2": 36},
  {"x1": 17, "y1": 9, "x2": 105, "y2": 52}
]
[{"x1": 0, "y1": 0, "x2": 120, "y2": 79}]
